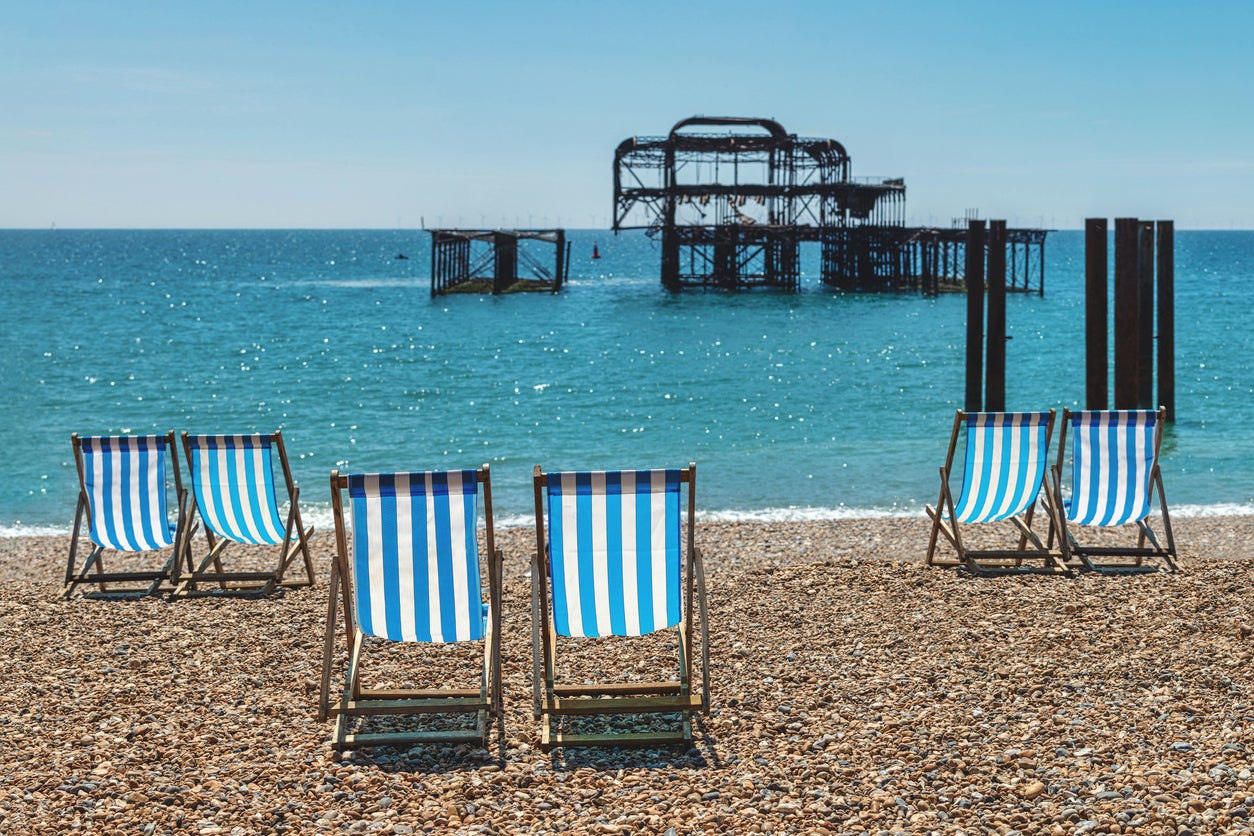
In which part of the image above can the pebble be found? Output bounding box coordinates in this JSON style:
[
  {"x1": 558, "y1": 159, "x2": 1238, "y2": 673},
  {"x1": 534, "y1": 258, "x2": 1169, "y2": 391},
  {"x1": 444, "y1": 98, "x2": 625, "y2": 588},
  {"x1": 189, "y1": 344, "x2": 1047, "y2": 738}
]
[
  {"x1": 1021, "y1": 781, "x2": 1046, "y2": 799},
  {"x1": 2, "y1": 517, "x2": 1252, "y2": 833}
]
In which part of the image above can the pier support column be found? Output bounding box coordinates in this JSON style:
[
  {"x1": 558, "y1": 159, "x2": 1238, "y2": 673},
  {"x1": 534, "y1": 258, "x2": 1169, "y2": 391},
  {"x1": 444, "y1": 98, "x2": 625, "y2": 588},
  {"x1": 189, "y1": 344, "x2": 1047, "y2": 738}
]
[
  {"x1": 493, "y1": 232, "x2": 518, "y2": 295},
  {"x1": 1113, "y1": 218, "x2": 1141, "y2": 410},
  {"x1": 1084, "y1": 219, "x2": 1108, "y2": 410},
  {"x1": 1157, "y1": 221, "x2": 1175, "y2": 420},
  {"x1": 661, "y1": 228, "x2": 680, "y2": 291},
  {"x1": 964, "y1": 220, "x2": 986, "y2": 412},
  {"x1": 1137, "y1": 222, "x2": 1156, "y2": 409},
  {"x1": 554, "y1": 230, "x2": 567, "y2": 292},
  {"x1": 985, "y1": 221, "x2": 1007, "y2": 412}
]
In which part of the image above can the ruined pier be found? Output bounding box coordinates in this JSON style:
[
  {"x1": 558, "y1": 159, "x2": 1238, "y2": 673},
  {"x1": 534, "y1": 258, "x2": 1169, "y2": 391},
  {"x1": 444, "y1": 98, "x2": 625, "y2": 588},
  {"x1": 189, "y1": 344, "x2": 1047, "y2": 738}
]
[
  {"x1": 429, "y1": 228, "x2": 568, "y2": 296},
  {"x1": 612, "y1": 116, "x2": 1046, "y2": 293}
]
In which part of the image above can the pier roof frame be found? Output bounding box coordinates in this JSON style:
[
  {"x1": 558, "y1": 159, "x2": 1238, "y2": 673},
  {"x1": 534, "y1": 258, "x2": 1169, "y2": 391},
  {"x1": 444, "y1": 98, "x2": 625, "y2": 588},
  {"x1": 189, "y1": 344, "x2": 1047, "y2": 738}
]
[{"x1": 613, "y1": 115, "x2": 903, "y2": 232}]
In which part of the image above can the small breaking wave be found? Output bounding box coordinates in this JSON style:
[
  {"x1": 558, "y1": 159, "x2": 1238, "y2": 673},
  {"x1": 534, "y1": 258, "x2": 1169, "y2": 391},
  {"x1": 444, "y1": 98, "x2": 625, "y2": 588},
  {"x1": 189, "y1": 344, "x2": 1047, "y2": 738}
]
[
  {"x1": 0, "y1": 524, "x2": 74, "y2": 538},
  {"x1": 1172, "y1": 502, "x2": 1254, "y2": 517},
  {"x1": 7, "y1": 502, "x2": 1252, "y2": 538}
]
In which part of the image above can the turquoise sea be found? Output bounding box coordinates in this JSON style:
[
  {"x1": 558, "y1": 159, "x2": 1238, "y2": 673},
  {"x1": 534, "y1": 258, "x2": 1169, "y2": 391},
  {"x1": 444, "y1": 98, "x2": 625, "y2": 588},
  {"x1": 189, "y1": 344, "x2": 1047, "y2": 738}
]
[{"x1": 1, "y1": 228, "x2": 1251, "y2": 534}]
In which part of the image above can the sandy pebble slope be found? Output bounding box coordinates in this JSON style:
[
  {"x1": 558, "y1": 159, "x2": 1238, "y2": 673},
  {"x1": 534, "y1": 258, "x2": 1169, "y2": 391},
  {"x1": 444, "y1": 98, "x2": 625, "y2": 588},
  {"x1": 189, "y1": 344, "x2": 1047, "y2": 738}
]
[{"x1": 1, "y1": 516, "x2": 1252, "y2": 834}]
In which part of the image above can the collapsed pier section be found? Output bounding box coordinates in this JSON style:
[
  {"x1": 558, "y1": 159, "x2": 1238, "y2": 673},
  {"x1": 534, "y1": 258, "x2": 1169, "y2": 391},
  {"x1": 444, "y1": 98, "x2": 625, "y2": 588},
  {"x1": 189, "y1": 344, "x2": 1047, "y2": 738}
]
[
  {"x1": 896, "y1": 225, "x2": 1047, "y2": 295},
  {"x1": 430, "y1": 229, "x2": 569, "y2": 296}
]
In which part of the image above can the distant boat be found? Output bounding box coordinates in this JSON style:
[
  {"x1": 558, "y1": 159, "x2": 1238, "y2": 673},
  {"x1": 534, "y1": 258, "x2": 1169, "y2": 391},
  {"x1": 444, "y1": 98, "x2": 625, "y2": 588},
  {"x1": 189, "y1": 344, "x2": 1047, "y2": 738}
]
[
  {"x1": 591, "y1": 243, "x2": 601, "y2": 260},
  {"x1": 395, "y1": 253, "x2": 409, "y2": 260}
]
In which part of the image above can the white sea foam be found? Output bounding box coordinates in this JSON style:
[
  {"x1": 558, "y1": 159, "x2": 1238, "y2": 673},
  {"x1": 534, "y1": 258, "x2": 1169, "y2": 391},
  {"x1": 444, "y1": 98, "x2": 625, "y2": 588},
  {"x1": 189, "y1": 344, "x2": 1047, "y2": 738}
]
[
  {"x1": 298, "y1": 504, "x2": 338, "y2": 533},
  {"x1": 697, "y1": 506, "x2": 919, "y2": 522},
  {"x1": 0, "y1": 523, "x2": 75, "y2": 538},
  {"x1": 1172, "y1": 502, "x2": 1254, "y2": 517},
  {"x1": 6, "y1": 502, "x2": 1252, "y2": 538}
]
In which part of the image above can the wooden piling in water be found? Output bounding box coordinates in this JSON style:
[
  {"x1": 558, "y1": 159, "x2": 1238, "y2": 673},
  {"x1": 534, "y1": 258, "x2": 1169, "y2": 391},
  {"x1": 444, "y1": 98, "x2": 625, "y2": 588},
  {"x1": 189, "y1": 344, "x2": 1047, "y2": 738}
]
[
  {"x1": 558, "y1": 234, "x2": 570, "y2": 292},
  {"x1": 1084, "y1": 218, "x2": 1109, "y2": 410},
  {"x1": 1088, "y1": 216, "x2": 1175, "y2": 418},
  {"x1": 985, "y1": 220, "x2": 1007, "y2": 411},
  {"x1": 1137, "y1": 221, "x2": 1156, "y2": 409},
  {"x1": 965, "y1": 220, "x2": 986, "y2": 412},
  {"x1": 493, "y1": 232, "x2": 518, "y2": 295},
  {"x1": 1113, "y1": 218, "x2": 1140, "y2": 409},
  {"x1": 1157, "y1": 220, "x2": 1175, "y2": 420}
]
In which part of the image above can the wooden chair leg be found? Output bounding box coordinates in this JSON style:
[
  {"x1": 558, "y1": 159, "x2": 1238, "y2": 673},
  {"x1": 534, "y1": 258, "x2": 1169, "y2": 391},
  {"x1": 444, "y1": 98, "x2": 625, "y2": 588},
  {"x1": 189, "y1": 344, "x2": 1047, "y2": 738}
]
[{"x1": 320, "y1": 564, "x2": 342, "y2": 723}]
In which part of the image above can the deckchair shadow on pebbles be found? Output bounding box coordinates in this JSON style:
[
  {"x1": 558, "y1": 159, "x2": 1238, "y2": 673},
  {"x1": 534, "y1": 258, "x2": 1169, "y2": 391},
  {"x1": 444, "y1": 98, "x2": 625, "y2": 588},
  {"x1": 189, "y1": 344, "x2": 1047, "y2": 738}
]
[
  {"x1": 531, "y1": 464, "x2": 710, "y2": 750},
  {"x1": 925, "y1": 410, "x2": 1068, "y2": 576},
  {"x1": 175, "y1": 431, "x2": 314, "y2": 597},
  {"x1": 1046, "y1": 408, "x2": 1178, "y2": 573},
  {"x1": 320, "y1": 467, "x2": 503, "y2": 751},
  {"x1": 64, "y1": 432, "x2": 191, "y2": 598}
]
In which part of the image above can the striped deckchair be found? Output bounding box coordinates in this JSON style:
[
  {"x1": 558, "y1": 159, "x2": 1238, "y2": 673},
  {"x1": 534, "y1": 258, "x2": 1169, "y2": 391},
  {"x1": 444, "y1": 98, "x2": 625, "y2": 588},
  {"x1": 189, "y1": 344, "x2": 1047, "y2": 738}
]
[
  {"x1": 175, "y1": 431, "x2": 314, "y2": 597},
  {"x1": 1047, "y1": 408, "x2": 1177, "y2": 572},
  {"x1": 65, "y1": 432, "x2": 190, "y2": 598},
  {"x1": 532, "y1": 464, "x2": 709, "y2": 750},
  {"x1": 925, "y1": 410, "x2": 1067, "y2": 575},
  {"x1": 320, "y1": 467, "x2": 502, "y2": 750}
]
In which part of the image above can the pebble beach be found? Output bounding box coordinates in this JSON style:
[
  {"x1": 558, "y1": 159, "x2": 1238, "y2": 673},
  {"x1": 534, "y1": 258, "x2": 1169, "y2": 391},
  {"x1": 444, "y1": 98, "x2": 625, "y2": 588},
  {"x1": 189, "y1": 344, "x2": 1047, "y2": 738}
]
[{"x1": 3, "y1": 515, "x2": 1253, "y2": 835}]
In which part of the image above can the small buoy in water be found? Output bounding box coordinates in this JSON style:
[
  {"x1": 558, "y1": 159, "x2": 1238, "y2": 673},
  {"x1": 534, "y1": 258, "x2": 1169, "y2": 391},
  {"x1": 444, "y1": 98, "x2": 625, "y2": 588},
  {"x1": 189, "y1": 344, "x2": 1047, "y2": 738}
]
[
  {"x1": 591, "y1": 243, "x2": 601, "y2": 260},
  {"x1": 395, "y1": 253, "x2": 409, "y2": 260}
]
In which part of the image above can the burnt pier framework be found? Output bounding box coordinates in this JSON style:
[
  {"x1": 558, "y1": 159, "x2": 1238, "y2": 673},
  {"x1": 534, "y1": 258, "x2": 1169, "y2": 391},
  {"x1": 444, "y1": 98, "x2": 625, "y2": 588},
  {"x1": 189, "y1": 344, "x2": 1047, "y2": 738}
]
[
  {"x1": 429, "y1": 228, "x2": 568, "y2": 296},
  {"x1": 612, "y1": 116, "x2": 1046, "y2": 293}
]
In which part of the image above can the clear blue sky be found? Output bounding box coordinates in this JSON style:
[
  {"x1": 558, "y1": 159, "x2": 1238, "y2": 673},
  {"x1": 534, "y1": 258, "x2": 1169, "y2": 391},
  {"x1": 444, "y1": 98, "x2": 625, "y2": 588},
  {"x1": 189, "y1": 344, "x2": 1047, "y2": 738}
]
[{"x1": 4, "y1": 1, "x2": 1252, "y2": 229}]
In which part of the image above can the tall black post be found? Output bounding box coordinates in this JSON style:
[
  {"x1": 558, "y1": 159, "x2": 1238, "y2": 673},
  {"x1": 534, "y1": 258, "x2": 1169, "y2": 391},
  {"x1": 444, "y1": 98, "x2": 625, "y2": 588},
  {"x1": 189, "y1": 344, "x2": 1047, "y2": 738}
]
[
  {"x1": 554, "y1": 230, "x2": 566, "y2": 293},
  {"x1": 1137, "y1": 221, "x2": 1156, "y2": 409},
  {"x1": 1113, "y1": 218, "x2": 1140, "y2": 409},
  {"x1": 1157, "y1": 220, "x2": 1175, "y2": 420},
  {"x1": 965, "y1": 220, "x2": 986, "y2": 412},
  {"x1": 1038, "y1": 234, "x2": 1046, "y2": 297},
  {"x1": 493, "y1": 232, "x2": 518, "y2": 295},
  {"x1": 986, "y1": 220, "x2": 1007, "y2": 411},
  {"x1": 1084, "y1": 219, "x2": 1108, "y2": 409}
]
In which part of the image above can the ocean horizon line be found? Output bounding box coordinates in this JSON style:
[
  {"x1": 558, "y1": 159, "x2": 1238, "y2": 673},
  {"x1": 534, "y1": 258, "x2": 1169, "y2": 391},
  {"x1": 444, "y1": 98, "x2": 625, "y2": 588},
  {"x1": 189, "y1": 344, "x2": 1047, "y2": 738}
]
[{"x1": 8, "y1": 225, "x2": 1254, "y2": 233}]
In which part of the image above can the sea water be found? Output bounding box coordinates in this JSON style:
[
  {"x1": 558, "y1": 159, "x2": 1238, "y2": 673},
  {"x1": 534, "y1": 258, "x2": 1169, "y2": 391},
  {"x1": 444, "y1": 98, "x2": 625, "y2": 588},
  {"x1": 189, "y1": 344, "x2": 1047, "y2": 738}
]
[{"x1": 1, "y1": 228, "x2": 1251, "y2": 533}]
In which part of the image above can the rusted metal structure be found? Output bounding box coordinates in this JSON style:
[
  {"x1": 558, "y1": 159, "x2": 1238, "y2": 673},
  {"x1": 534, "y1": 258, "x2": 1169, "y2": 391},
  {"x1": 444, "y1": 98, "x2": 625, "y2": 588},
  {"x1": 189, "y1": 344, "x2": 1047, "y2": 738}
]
[
  {"x1": 429, "y1": 229, "x2": 569, "y2": 296},
  {"x1": 612, "y1": 116, "x2": 1047, "y2": 293},
  {"x1": 904, "y1": 225, "x2": 1047, "y2": 296},
  {"x1": 613, "y1": 116, "x2": 905, "y2": 290}
]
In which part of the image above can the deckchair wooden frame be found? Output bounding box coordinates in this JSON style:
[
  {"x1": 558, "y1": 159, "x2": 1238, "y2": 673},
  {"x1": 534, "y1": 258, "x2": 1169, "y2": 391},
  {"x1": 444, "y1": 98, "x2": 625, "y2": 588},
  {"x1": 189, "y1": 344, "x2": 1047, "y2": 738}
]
[
  {"x1": 174, "y1": 430, "x2": 314, "y2": 597},
  {"x1": 319, "y1": 465, "x2": 503, "y2": 751},
  {"x1": 531, "y1": 463, "x2": 710, "y2": 751},
  {"x1": 64, "y1": 431, "x2": 192, "y2": 598},
  {"x1": 925, "y1": 410, "x2": 1068, "y2": 576},
  {"x1": 1046, "y1": 407, "x2": 1179, "y2": 573}
]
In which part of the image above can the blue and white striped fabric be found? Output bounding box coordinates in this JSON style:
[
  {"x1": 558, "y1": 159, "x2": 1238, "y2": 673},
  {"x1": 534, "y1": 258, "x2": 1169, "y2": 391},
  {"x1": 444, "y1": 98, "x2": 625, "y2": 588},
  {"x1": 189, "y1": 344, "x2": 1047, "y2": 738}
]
[
  {"x1": 347, "y1": 471, "x2": 484, "y2": 644},
  {"x1": 80, "y1": 435, "x2": 177, "y2": 552},
  {"x1": 1066, "y1": 410, "x2": 1159, "y2": 526},
  {"x1": 952, "y1": 412, "x2": 1052, "y2": 524},
  {"x1": 184, "y1": 434, "x2": 287, "y2": 546},
  {"x1": 545, "y1": 470, "x2": 683, "y2": 639}
]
